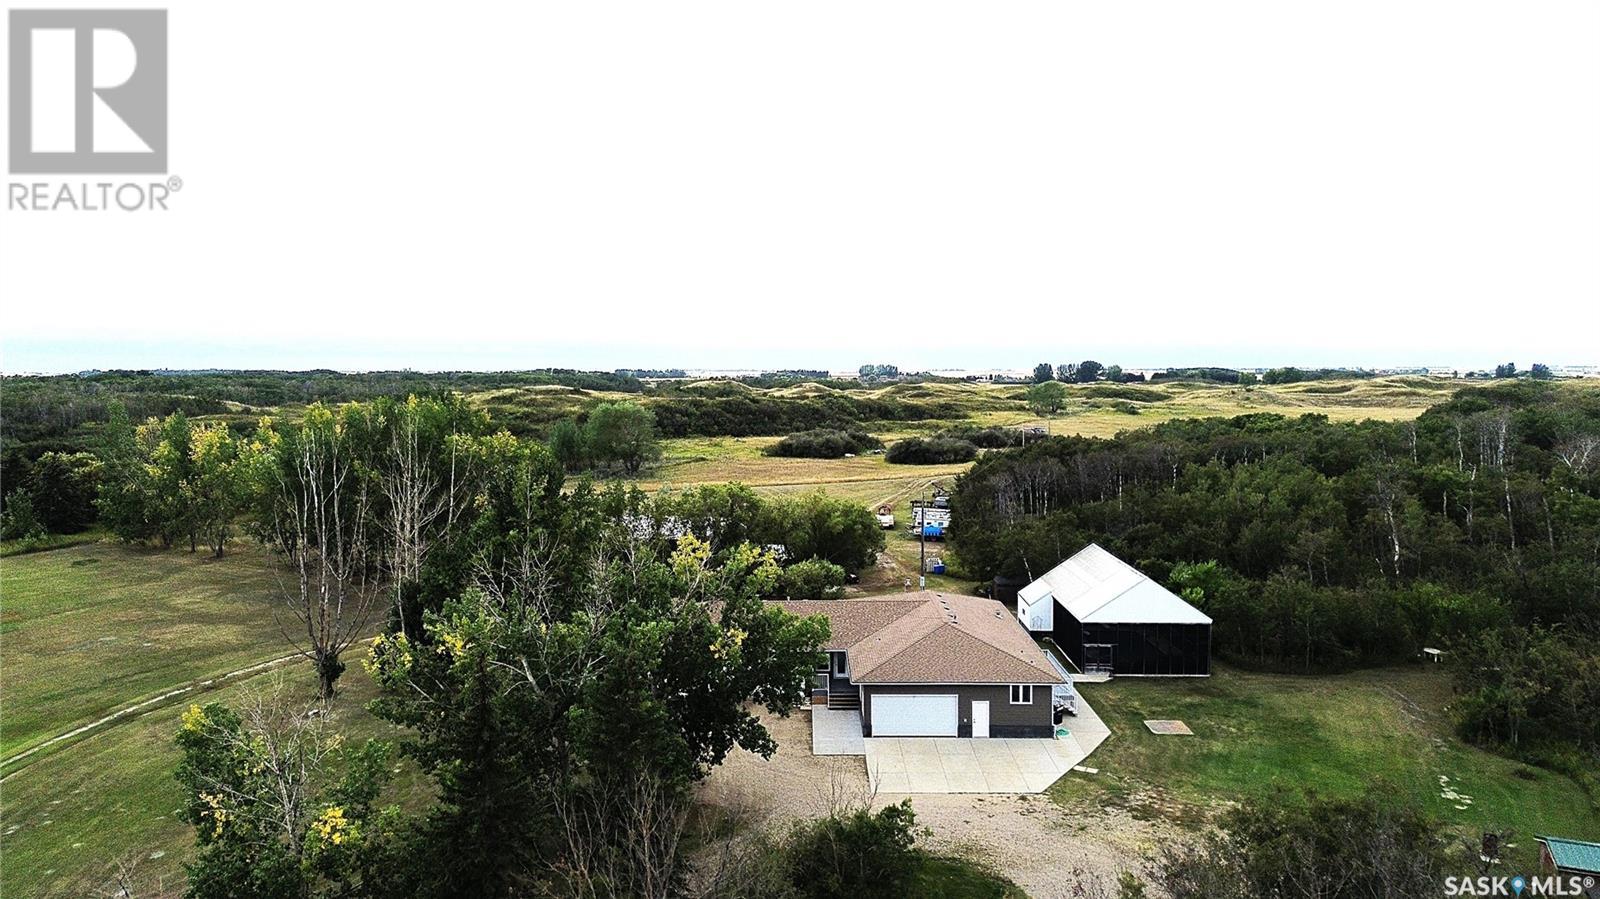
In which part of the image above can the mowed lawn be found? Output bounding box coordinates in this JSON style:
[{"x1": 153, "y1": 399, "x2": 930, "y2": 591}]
[
  {"x1": 1052, "y1": 666, "x2": 1600, "y2": 864},
  {"x1": 0, "y1": 542, "x2": 290, "y2": 762},
  {"x1": 0, "y1": 668, "x2": 416, "y2": 898}
]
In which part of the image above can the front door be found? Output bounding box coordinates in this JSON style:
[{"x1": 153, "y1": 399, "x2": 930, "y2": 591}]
[
  {"x1": 971, "y1": 700, "x2": 990, "y2": 738},
  {"x1": 1084, "y1": 643, "x2": 1114, "y2": 675}
]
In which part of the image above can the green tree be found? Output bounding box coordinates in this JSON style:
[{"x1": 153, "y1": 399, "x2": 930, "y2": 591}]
[
  {"x1": 1105, "y1": 364, "x2": 1125, "y2": 383},
  {"x1": 189, "y1": 425, "x2": 248, "y2": 556},
  {"x1": 25, "y1": 451, "x2": 102, "y2": 533},
  {"x1": 760, "y1": 492, "x2": 885, "y2": 573},
  {"x1": 1074, "y1": 360, "x2": 1104, "y2": 383},
  {"x1": 1, "y1": 489, "x2": 45, "y2": 541},
  {"x1": 175, "y1": 686, "x2": 394, "y2": 899},
  {"x1": 547, "y1": 417, "x2": 589, "y2": 471},
  {"x1": 585, "y1": 402, "x2": 662, "y2": 474},
  {"x1": 1530, "y1": 362, "x2": 1553, "y2": 380},
  {"x1": 365, "y1": 529, "x2": 828, "y2": 896},
  {"x1": 1031, "y1": 362, "x2": 1055, "y2": 383},
  {"x1": 1027, "y1": 380, "x2": 1068, "y2": 414},
  {"x1": 145, "y1": 412, "x2": 201, "y2": 550}
]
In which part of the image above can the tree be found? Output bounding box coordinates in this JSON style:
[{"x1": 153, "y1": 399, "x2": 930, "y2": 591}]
[
  {"x1": 365, "y1": 527, "x2": 828, "y2": 895},
  {"x1": 1055, "y1": 363, "x2": 1075, "y2": 382},
  {"x1": 1494, "y1": 362, "x2": 1517, "y2": 378},
  {"x1": 760, "y1": 492, "x2": 885, "y2": 572},
  {"x1": 371, "y1": 395, "x2": 485, "y2": 634},
  {"x1": 25, "y1": 451, "x2": 102, "y2": 533},
  {"x1": 1530, "y1": 362, "x2": 1553, "y2": 380},
  {"x1": 585, "y1": 402, "x2": 661, "y2": 474},
  {"x1": 1105, "y1": 364, "x2": 1124, "y2": 383},
  {"x1": 145, "y1": 413, "x2": 201, "y2": 551},
  {"x1": 1, "y1": 489, "x2": 45, "y2": 541},
  {"x1": 1074, "y1": 360, "x2": 1104, "y2": 383},
  {"x1": 548, "y1": 417, "x2": 589, "y2": 471},
  {"x1": 189, "y1": 425, "x2": 249, "y2": 557},
  {"x1": 251, "y1": 405, "x2": 380, "y2": 698},
  {"x1": 1027, "y1": 380, "x2": 1068, "y2": 415},
  {"x1": 1031, "y1": 363, "x2": 1055, "y2": 383},
  {"x1": 175, "y1": 683, "x2": 394, "y2": 899}
]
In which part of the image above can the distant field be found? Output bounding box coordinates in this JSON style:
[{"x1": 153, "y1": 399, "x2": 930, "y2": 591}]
[
  {"x1": 0, "y1": 542, "x2": 288, "y2": 764},
  {"x1": 619, "y1": 377, "x2": 1453, "y2": 491},
  {"x1": 1051, "y1": 666, "x2": 1600, "y2": 866}
]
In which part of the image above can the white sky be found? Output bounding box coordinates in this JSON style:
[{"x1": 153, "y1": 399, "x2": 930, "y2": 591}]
[{"x1": 2, "y1": 1, "x2": 1597, "y2": 374}]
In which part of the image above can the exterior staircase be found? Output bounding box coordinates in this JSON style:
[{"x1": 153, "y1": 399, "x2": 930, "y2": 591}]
[{"x1": 825, "y1": 691, "x2": 860, "y2": 711}]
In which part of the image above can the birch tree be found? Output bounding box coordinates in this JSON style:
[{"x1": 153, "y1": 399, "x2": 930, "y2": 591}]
[{"x1": 253, "y1": 404, "x2": 379, "y2": 698}]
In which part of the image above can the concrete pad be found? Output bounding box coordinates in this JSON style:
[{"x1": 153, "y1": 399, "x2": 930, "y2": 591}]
[
  {"x1": 857, "y1": 691, "x2": 1114, "y2": 794},
  {"x1": 811, "y1": 707, "x2": 865, "y2": 756}
]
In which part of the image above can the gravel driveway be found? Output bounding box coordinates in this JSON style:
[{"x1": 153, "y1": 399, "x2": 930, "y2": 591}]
[{"x1": 698, "y1": 709, "x2": 1183, "y2": 898}]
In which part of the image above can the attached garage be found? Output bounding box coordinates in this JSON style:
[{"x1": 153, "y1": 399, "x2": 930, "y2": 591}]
[{"x1": 870, "y1": 694, "x2": 959, "y2": 736}]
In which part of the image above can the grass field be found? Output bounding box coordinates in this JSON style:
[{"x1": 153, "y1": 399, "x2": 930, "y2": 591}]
[
  {"x1": 0, "y1": 542, "x2": 291, "y2": 764},
  {"x1": 1051, "y1": 665, "x2": 1600, "y2": 866},
  {"x1": 0, "y1": 667, "x2": 411, "y2": 898}
]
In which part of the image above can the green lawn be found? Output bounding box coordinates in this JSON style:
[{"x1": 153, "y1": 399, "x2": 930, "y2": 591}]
[
  {"x1": 0, "y1": 541, "x2": 289, "y2": 762},
  {"x1": 0, "y1": 667, "x2": 415, "y2": 898},
  {"x1": 913, "y1": 854, "x2": 1027, "y2": 898},
  {"x1": 1052, "y1": 665, "x2": 1600, "y2": 865}
]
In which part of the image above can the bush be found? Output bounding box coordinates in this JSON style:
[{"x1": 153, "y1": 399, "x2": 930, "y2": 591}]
[
  {"x1": 939, "y1": 427, "x2": 1023, "y2": 449},
  {"x1": 778, "y1": 557, "x2": 846, "y2": 599},
  {"x1": 1159, "y1": 789, "x2": 1446, "y2": 899},
  {"x1": 786, "y1": 801, "x2": 920, "y2": 899},
  {"x1": 0, "y1": 489, "x2": 46, "y2": 541},
  {"x1": 886, "y1": 437, "x2": 977, "y2": 465},
  {"x1": 762, "y1": 492, "x2": 885, "y2": 573},
  {"x1": 764, "y1": 429, "x2": 883, "y2": 459}
]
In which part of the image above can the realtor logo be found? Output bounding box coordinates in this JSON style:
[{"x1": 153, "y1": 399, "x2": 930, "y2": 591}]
[{"x1": 8, "y1": 9, "x2": 167, "y2": 174}]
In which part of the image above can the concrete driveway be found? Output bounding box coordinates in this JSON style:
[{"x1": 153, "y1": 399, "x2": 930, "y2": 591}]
[
  {"x1": 810, "y1": 706, "x2": 865, "y2": 755},
  {"x1": 865, "y1": 692, "x2": 1110, "y2": 794}
]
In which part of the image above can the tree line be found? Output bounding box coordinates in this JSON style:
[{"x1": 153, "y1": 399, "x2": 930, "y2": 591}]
[{"x1": 949, "y1": 381, "x2": 1600, "y2": 773}]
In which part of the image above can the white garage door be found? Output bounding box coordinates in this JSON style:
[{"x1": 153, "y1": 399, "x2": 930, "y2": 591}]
[{"x1": 872, "y1": 694, "x2": 959, "y2": 737}]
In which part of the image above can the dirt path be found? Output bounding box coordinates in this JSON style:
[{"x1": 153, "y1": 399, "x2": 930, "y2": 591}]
[
  {"x1": 698, "y1": 712, "x2": 1182, "y2": 898},
  {"x1": 0, "y1": 652, "x2": 301, "y2": 779}
]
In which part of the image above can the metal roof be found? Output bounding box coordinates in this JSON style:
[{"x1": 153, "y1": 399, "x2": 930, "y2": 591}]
[
  {"x1": 1023, "y1": 543, "x2": 1212, "y2": 626},
  {"x1": 1540, "y1": 836, "x2": 1600, "y2": 874}
]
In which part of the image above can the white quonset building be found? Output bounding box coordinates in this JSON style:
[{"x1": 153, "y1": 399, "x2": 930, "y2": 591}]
[{"x1": 1017, "y1": 544, "x2": 1212, "y2": 677}]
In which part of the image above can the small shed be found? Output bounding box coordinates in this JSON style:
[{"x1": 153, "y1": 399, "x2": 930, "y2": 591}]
[
  {"x1": 1539, "y1": 835, "x2": 1600, "y2": 892},
  {"x1": 1017, "y1": 544, "x2": 1211, "y2": 677}
]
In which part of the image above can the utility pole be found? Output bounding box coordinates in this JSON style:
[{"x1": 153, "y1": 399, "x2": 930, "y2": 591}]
[{"x1": 918, "y1": 486, "x2": 927, "y2": 590}]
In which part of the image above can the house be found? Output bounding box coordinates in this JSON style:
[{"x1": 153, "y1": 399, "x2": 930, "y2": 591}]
[
  {"x1": 1539, "y1": 836, "x2": 1600, "y2": 897},
  {"x1": 1017, "y1": 543, "x2": 1212, "y2": 677},
  {"x1": 774, "y1": 591, "x2": 1067, "y2": 738}
]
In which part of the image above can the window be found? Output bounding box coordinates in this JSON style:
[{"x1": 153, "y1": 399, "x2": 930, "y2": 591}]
[
  {"x1": 1009, "y1": 684, "x2": 1033, "y2": 705},
  {"x1": 833, "y1": 652, "x2": 847, "y2": 676}
]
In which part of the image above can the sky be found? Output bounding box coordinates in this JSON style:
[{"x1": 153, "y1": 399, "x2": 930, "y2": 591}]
[{"x1": 2, "y1": 1, "x2": 1597, "y2": 375}]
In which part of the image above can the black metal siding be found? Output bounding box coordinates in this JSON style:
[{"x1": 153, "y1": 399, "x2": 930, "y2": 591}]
[{"x1": 1055, "y1": 611, "x2": 1210, "y2": 676}]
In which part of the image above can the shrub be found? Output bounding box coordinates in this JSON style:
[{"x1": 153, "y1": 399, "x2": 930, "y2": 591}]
[
  {"x1": 764, "y1": 429, "x2": 883, "y2": 459},
  {"x1": 786, "y1": 801, "x2": 920, "y2": 899},
  {"x1": 778, "y1": 557, "x2": 846, "y2": 599},
  {"x1": 886, "y1": 437, "x2": 977, "y2": 465},
  {"x1": 939, "y1": 427, "x2": 1023, "y2": 449}
]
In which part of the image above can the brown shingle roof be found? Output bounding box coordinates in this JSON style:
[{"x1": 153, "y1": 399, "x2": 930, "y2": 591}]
[{"x1": 772, "y1": 591, "x2": 1065, "y2": 685}]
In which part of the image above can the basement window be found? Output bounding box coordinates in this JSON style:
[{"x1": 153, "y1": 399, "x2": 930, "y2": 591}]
[{"x1": 1009, "y1": 684, "x2": 1033, "y2": 705}]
